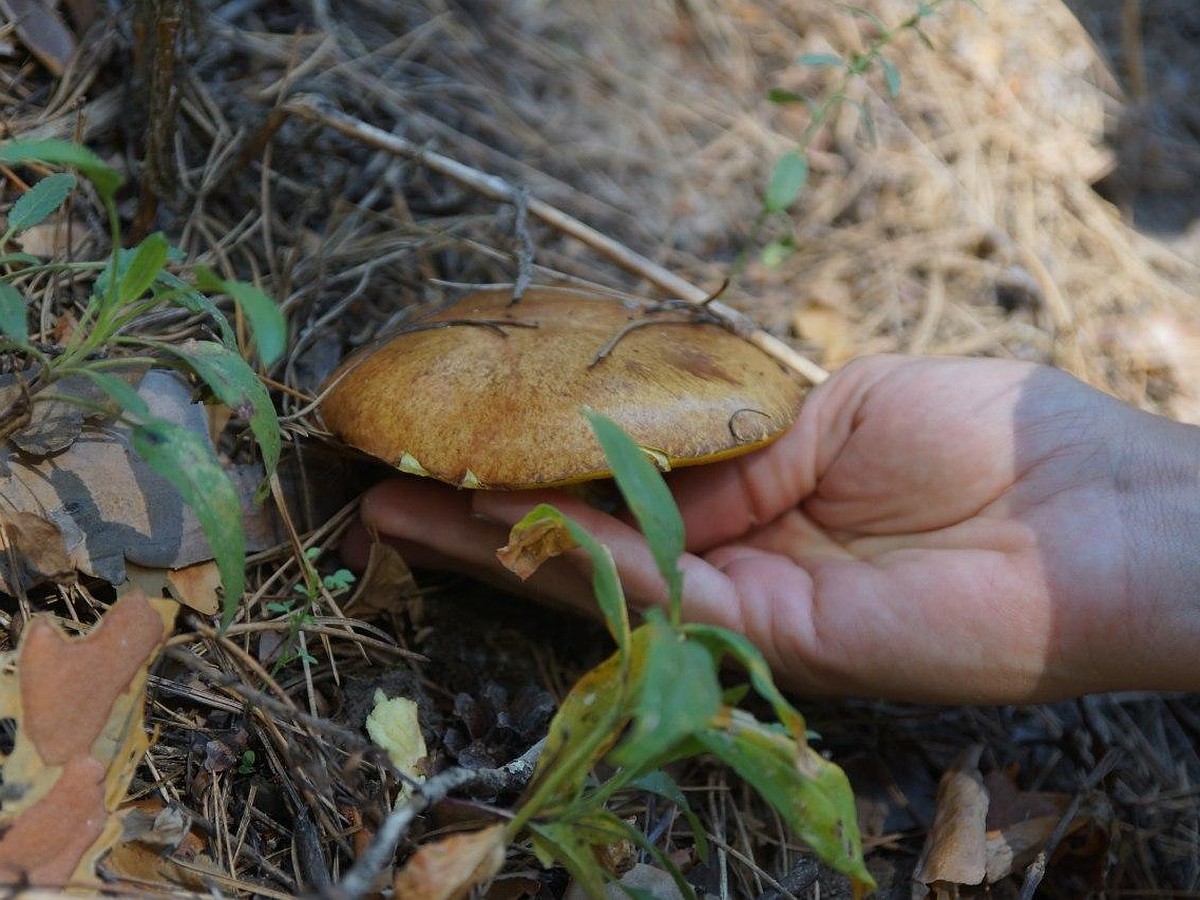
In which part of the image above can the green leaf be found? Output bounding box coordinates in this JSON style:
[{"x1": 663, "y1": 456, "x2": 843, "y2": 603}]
[
  {"x1": 764, "y1": 150, "x2": 808, "y2": 213},
  {"x1": 683, "y1": 623, "x2": 808, "y2": 741},
  {"x1": 766, "y1": 88, "x2": 808, "y2": 105},
  {"x1": 154, "y1": 270, "x2": 237, "y2": 348},
  {"x1": 6, "y1": 173, "x2": 76, "y2": 236},
  {"x1": 0, "y1": 283, "x2": 29, "y2": 345},
  {"x1": 629, "y1": 770, "x2": 709, "y2": 862},
  {"x1": 529, "y1": 822, "x2": 610, "y2": 900},
  {"x1": 131, "y1": 418, "x2": 245, "y2": 627},
  {"x1": 696, "y1": 714, "x2": 873, "y2": 889},
  {"x1": 796, "y1": 52, "x2": 843, "y2": 68},
  {"x1": 501, "y1": 503, "x2": 631, "y2": 654},
  {"x1": 584, "y1": 410, "x2": 685, "y2": 612},
  {"x1": 610, "y1": 613, "x2": 720, "y2": 770},
  {"x1": 880, "y1": 56, "x2": 902, "y2": 99},
  {"x1": 525, "y1": 627, "x2": 652, "y2": 814},
  {"x1": 79, "y1": 370, "x2": 150, "y2": 418},
  {"x1": 760, "y1": 236, "x2": 796, "y2": 268},
  {"x1": 119, "y1": 232, "x2": 170, "y2": 304},
  {"x1": 153, "y1": 339, "x2": 281, "y2": 477},
  {"x1": 195, "y1": 267, "x2": 286, "y2": 367},
  {"x1": 0, "y1": 139, "x2": 123, "y2": 202},
  {"x1": 0, "y1": 252, "x2": 43, "y2": 267}
]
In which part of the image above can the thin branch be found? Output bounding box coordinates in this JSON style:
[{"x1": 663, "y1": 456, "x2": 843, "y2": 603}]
[
  {"x1": 327, "y1": 738, "x2": 545, "y2": 900},
  {"x1": 283, "y1": 96, "x2": 828, "y2": 386}
]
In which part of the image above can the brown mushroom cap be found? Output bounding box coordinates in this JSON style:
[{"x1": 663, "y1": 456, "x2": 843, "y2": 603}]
[{"x1": 320, "y1": 287, "x2": 807, "y2": 489}]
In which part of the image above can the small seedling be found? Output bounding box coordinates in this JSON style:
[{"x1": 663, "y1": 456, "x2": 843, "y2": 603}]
[
  {"x1": 237, "y1": 749, "x2": 256, "y2": 776},
  {"x1": 491, "y1": 412, "x2": 874, "y2": 898},
  {"x1": 0, "y1": 139, "x2": 286, "y2": 627},
  {"x1": 748, "y1": 0, "x2": 962, "y2": 268}
]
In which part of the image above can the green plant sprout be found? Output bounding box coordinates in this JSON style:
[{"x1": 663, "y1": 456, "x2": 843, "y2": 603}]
[
  {"x1": 0, "y1": 139, "x2": 286, "y2": 627},
  {"x1": 494, "y1": 411, "x2": 874, "y2": 898},
  {"x1": 266, "y1": 546, "x2": 356, "y2": 669},
  {"x1": 237, "y1": 749, "x2": 257, "y2": 776},
  {"x1": 747, "y1": 0, "x2": 961, "y2": 268}
]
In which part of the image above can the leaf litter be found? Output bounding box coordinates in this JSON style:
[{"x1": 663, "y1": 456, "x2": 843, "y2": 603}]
[{"x1": 2, "y1": 0, "x2": 1200, "y2": 896}]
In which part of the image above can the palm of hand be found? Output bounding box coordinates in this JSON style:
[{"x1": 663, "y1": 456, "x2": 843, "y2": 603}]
[{"x1": 662, "y1": 356, "x2": 1135, "y2": 702}]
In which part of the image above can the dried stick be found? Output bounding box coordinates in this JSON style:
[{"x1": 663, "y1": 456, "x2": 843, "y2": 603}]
[
  {"x1": 328, "y1": 738, "x2": 545, "y2": 900},
  {"x1": 283, "y1": 96, "x2": 829, "y2": 386}
]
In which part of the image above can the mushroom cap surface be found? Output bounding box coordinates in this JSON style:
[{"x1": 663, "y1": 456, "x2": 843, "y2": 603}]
[{"x1": 320, "y1": 287, "x2": 806, "y2": 488}]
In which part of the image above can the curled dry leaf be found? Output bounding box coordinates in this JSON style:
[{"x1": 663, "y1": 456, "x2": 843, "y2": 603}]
[
  {"x1": 123, "y1": 560, "x2": 222, "y2": 616},
  {"x1": 392, "y1": 823, "x2": 507, "y2": 900},
  {"x1": 343, "y1": 539, "x2": 422, "y2": 625},
  {"x1": 913, "y1": 745, "x2": 988, "y2": 892},
  {"x1": 0, "y1": 589, "x2": 177, "y2": 886},
  {"x1": 0, "y1": 509, "x2": 74, "y2": 593},
  {"x1": 496, "y1": 515, "x2": 578, "y2": 580}
]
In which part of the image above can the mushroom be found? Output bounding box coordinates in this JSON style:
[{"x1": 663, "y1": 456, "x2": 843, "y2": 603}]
[{"x1": 319, "y1": 287, "x2": 807, "y2": 489}]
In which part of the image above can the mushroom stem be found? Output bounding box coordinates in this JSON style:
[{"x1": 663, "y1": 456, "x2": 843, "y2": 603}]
[{"x1": 284, "y1": 96, "x2": 829, "y2": 386}]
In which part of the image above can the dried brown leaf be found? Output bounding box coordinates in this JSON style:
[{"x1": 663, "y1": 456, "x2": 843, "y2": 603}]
[
  {"x1": 0, "y1": 509, "x2": 74, "y2": 592},
  {"x1": 0, "y1": 756, "x2": 107, "y2": 884},
  {"x1": 914, "y1": 745, "x2": 988, "y2": 889},
  {"x1": 0, "y1": 590, "x2": 176, "y2": 886},
  {"x1": 165, "y1": 560, "x2": 221, "y2": 615},
  {"x1": 495, "y1": 515, "x2": 577, "y2": 580},
  {"x1": 392, "y1": 823, "x2": 507, "y2": 900},
  {"x1": 344, "y1": 539, "x2": 421, "y2": 621}
]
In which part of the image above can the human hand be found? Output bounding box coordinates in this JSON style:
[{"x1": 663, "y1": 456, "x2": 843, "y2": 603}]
[{"x1": 341, "y1": 355, "x2": 1200, "y2": 703}]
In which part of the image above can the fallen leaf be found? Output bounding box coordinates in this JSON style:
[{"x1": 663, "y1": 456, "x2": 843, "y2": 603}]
[
  {"x1": 17, "y1": 219, "x2": 90, "y2": 259},
  {"x1": 564, "y1": 862, "x2": 686, "y2": 900},
  {"x1": 0, "y1": 590, "x2": 177, "y2": 886},
  {"x1": 366, "y1": 689, "x2": 428, "y2": 786},
  {"x1": 913, "y1": 745, "x2": 988, "y2": 891},
  {"x1": 0, "y1": 0, "x2": 76, "y2": 77},
  {"x1": 982, "y1": 767, "x2": 1074, "y2": 882},
  {"x1": 0, "y1": 509, "x2": 74, "y2": 593},
  {"x1": 166, "y1": 560, "x2": 222, "y2": 615},
  {"x1": 10, "y1": 395, "x2": 85, "y2": 456},
  {"x1": 344, "y1": 539, "x2": 422, "y2": 625},
  {"x1": 392, "y1": 823, "x2": 507, "y2": 900},
  {"x1": 0, "y1": 370, "x2": 280, "y2": 588},
  {"x1": 791, "y1": 301, "x2": 856, "y2": 367},
  {"x1": 496, "y1": 515, "x2": 578, "y2": 580},
  {"x1": 985, "y1": 815, "x2": 1062, "y2": 882},
  {"x1": 0, "y1": 755, "x2": 107, "y2": 884}
]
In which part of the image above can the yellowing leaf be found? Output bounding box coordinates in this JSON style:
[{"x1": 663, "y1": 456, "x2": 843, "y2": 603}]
[
  {"x1": 496, "y1": 513, "x2": 578, "y2": 580},
  {"x1": 0, "y1": 590, "x2": 176, "y2": 886},
  {"x1": 366, "y1": 690, "x2": 428, "y2": 784},
  {"x1": 392, "y1": 824, "x2": 507, "y2": 900}
]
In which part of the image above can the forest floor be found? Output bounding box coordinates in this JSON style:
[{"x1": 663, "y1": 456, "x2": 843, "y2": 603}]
[{"x1": 2, "y1": 0, "x2": 1199, "y2": 896}]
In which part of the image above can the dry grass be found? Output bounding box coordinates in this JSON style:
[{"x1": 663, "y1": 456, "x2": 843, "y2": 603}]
[{"x1": 3, "y1": 0, "x2": 1200, "y2": 895}]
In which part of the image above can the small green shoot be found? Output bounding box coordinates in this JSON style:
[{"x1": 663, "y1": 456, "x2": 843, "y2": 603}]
[
  {"x1": 237, "y1": 749, "x2": 256, "y2": 776},
  {"x1": 495, "y1": 413, "x2": 873, "y2": 898},
  {"x1": 0, "y1": 139, "x2": 287, "y2": 627},
  {"x1": 742, "y1": 0, "x2": 960, "y2": 270}
]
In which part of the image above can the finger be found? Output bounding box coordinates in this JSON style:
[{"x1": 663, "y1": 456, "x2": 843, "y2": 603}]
[
  {"x1": 475, "y1": 491, "x2": 747, "y2": 634},
  {"x1": 350, "y1": 478, "x2": 596, "y2": 612}
]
